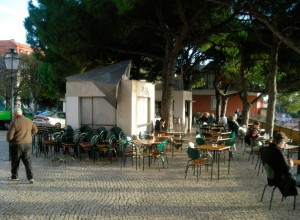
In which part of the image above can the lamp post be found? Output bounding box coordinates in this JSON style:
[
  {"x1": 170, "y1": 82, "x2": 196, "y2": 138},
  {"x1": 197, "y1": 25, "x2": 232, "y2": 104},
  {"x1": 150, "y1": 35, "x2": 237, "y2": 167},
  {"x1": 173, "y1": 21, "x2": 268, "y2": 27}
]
[{"x1": 4, "y1": 48, "x2": 19, "y2": 122}]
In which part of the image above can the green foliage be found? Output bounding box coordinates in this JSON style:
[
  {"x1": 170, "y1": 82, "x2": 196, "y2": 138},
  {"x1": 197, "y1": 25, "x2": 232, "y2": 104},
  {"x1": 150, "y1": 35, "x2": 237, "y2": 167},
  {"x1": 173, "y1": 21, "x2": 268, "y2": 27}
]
[{"x1": 277, "y1": 92, "x2": 300, "y2": 113}]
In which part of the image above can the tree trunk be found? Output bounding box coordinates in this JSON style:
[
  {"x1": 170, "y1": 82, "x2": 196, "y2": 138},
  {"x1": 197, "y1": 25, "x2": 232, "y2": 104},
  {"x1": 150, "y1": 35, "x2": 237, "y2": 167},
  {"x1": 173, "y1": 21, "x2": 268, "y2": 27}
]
[
  {"x1": 241, "y1": 100, "x2": 251, "y2": 126},
  {"x1": 265, "y1": 39, "x2": 279, "y2": 136},
  {"x1": 221, "y1": 96, "x2": 228, "y2": 116},
  {"x1": 161, "y1": 46, "x2": 177, "y2": 130},
  {"x1": 239, "y1": 50, "x2": 251, "y2": 127},
  {"x1": 215, "y1": 92, "x2": 221, "y2": 121}
]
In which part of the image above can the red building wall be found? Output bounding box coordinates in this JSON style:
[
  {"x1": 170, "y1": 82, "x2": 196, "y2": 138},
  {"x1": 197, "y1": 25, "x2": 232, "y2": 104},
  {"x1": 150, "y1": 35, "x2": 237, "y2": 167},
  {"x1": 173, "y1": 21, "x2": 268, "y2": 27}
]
[{"x1": 192, "y1": 94, "x2": 263, "y2": 116}]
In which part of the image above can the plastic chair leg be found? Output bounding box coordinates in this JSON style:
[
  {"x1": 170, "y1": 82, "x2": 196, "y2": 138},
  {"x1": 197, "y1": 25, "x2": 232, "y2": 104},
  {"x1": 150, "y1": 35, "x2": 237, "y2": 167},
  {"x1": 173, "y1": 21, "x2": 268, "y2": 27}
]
[
  {"x1": 269, "y1": 186, "x2": 277, "y2": 210},
  {"x1": 261, "y1": 184, "x2": 268, "y2": 201}
]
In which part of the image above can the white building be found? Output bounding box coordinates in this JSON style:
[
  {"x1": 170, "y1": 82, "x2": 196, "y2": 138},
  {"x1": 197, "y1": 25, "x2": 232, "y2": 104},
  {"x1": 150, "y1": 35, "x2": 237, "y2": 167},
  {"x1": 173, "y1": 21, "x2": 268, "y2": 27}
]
[{"x1": 65, "y1": 60, "x2": 155, "y2": 137}]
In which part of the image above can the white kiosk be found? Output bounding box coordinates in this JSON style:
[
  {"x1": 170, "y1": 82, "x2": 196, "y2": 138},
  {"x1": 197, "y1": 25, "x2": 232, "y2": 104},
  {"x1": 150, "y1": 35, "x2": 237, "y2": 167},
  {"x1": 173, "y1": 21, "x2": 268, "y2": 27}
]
[{"x1": 65, "y1": 60, "x2": 155, "y2": 137}]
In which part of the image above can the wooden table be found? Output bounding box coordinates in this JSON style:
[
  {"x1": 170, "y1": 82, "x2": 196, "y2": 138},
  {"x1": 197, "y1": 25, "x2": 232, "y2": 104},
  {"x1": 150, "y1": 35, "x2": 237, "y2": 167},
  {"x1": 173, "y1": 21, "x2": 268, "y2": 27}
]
[
  {"x1": 133, "y1": 139, "x2": 161, "y2": 171},
  {"x1": 205, "y1": 130, "x2": 231, "y2": 136},
  {"x1": 284, "y1": 144, "x2": 299, "y2": 158},
  {"x1": 195, "y1": 144, "x2": 230, "y2": 179},
  {"x1": 205, "y1": 137, "x2": 232, "y2": 143},
  {"x1": 293, "y1": 160, "x2": 300, "y2": 166}
]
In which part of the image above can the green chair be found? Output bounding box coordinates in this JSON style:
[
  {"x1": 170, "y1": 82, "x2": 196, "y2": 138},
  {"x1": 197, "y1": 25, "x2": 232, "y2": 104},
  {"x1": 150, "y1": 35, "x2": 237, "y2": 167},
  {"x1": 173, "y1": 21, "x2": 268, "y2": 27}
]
[
  {"x1": 78, "y1": 130, "x2": 98, "y2": 162},
  {"x1": 95, "y1": 130, "x2": 110, "y2": 161},
  {"x1": 260, "y1": 163, "x2": 297, "y2": 210},
  {"x1": 223, "y1": 138, "x2": 235, "y2": 174},
  {"x1": 185, "y1": 142, "x2": 213, "y2": 181},
  {"x1": 238, "y1": 128, "x2": 246, "y2": 148},
  {"x1": 147, "y1": 139, "x2": 168, "y2": 171},
  {"x1": 121, "y1": 140, "x2": 141, "y2": 170},
  {"x1": 248, "y1": 139, "x2": 263, "y2": 163},
  {"x1": 195, "y1": 137, "x2": 205, "y2": 145},
  {"x1": 107, "y1": 134, "x2": 118, "y2": 163}
]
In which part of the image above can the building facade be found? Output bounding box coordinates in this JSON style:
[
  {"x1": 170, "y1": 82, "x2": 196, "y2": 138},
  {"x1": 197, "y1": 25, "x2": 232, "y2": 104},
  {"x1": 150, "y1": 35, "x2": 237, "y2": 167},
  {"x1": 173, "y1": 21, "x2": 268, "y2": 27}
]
[{"x1": 0, "y1": 39, "x2": 33, "y2": 57}]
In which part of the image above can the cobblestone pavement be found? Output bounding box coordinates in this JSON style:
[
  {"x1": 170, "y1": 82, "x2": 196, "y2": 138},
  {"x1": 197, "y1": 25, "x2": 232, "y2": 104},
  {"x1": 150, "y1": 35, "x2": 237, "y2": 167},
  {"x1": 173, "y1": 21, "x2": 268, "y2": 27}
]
[{"x1": 0, "y1": 130, "x2": 299, "y2": 220}]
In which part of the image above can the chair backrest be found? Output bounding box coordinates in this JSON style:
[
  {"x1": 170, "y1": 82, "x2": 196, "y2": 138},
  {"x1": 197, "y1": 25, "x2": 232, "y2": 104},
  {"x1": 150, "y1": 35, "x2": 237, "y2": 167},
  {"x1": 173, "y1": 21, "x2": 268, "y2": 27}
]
[
  {"x1": 80, "y1": 125, "x2": 92, "y2": 133},
  {"x1": 85, "y1": 130, "x2": 98, "y2": 141},
  {"x1": 187, "y1": 147, "x2": 200, "y2": 160},
  {"x1": 195, "y1": 133, "x2": 205, "y2": 139},
  {"x1": 224, "y1": 138, "x2": 235, "y2": 147},
  {"x1": 157, "y1": 139, "x2": 168, "y2": 152},
  {"x1": 195, "y1": 137, "x2": 205, "y2": 145},
  {"x1": 250, "y1": 138, "x2": 263, "y2": 148},
  {"x1": 108, "y1": 135, "x2": 117, "y2": 146},
  {"x1": 110, "y1": 126, "x2": 123, "y2": 137},
  {"x1": 95, "y1": 127, "x2": 107, "y2": 135},
  {"x1": 119, "y1": 131, "x2": 127, "y2": 140},
  {"x1": 119, "y1": 132, "x2": 129, "y2": 150},
  {"x1": 202, "y1": 132, "x2": 212, "y2": 138},
  {"x1": 238, "y1": 128, "x2": 246, "y2": 136},
  {"x1": 263, "y1": 162, "x2": 275, "y2": 180},
  {"x1": 229, "y1": 131, "x2": 236, "y2": 139}
]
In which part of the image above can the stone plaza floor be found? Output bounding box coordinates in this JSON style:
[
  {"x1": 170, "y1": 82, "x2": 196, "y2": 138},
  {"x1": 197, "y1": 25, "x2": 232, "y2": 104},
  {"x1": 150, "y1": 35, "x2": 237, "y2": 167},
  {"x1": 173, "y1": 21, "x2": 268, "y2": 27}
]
[{"x1": 0, "y1": 130, "x2": 299, "y2": 220}]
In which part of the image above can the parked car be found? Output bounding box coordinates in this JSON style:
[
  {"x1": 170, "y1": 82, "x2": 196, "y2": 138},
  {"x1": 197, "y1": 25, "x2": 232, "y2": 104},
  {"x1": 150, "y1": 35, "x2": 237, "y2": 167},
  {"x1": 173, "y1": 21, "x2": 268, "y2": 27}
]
[{"x1": 33, "y1": 111, "x2": 66, "y2": 128}]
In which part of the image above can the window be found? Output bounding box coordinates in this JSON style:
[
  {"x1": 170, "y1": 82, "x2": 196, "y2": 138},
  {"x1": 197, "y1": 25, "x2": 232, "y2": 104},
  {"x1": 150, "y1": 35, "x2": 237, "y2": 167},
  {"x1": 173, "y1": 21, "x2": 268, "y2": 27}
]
[
  {"x1": 207, "y1": 73, "x2": 215, "y2": 89},
  {"x1": 155, "y1": 101, "x2": 162, "y2": 118},
  {"x1": 211, "y1": 96, "x2": 216, "y2": 110}
]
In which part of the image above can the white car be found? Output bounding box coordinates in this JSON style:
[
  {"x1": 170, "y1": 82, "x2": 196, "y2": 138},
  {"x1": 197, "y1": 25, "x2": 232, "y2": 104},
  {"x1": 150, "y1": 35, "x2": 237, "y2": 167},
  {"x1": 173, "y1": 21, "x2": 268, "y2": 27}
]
[{"x1": 33, "y1": 111, "x2": 66, "y2": 128}]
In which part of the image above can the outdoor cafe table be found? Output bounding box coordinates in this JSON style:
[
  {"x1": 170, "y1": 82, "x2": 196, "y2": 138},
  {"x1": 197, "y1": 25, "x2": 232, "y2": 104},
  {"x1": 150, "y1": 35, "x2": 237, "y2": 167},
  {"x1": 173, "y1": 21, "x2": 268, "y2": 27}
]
[
  {"x1": 133, "y1": 139, "x2": 161, "y2": 171},
  {"x1": 205, "y1": 130, "x2": 231, "y2": 136},
  {"x1": 294, "y1": 160, "x2": 300, "y2": 166},
  {"x1": 195, "y1": 144, "x2": 230, "y2": 179},
  {"x1": 293, "y1": 160, "x2": 300, "y2": 176},
  {"x1": 284, "y1": 144, "x2": 299, "y2": 158},
  {"x1": 204, "y1": 136, "x2": 232, "y2": 143}
]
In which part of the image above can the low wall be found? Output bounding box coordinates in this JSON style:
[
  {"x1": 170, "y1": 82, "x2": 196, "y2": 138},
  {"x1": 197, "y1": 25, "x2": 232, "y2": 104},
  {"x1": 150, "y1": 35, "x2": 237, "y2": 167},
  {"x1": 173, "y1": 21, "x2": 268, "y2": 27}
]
[{"x1": 250, "y1": 115, "x2": 300, "y2": 145}]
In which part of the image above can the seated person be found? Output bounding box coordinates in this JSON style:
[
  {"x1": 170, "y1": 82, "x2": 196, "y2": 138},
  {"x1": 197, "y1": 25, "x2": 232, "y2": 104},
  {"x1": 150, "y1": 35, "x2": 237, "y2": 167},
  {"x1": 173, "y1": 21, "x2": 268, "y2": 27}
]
[
  {"x1": 261, "y1": 132, "x2": 298, "y2": 196},
  {"x1": 155, "y1": 119, "x2": 165, "y2": 133},
  {"x1": 199, "y1": 112, "x2": 210, "y2": 124},
  {"x1": 227, "y1": 115, "x2": 240, "y2": 135},
  {"x1": 207, "y1": 113, "x2": 216, "y2": 125},
  {"x1": 219, "y1": 114, "x2": 227, "y2": 125},
  {"x1": 244, "y1": 121, "x2": 260, "y2": 145}
]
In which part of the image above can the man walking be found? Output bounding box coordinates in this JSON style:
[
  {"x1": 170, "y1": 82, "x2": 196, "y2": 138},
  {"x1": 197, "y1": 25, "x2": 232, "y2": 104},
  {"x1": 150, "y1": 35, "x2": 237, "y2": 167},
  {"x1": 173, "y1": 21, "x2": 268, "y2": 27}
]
[{"x1": 6, "y1": 108, "x2": 38, "y2": 184}]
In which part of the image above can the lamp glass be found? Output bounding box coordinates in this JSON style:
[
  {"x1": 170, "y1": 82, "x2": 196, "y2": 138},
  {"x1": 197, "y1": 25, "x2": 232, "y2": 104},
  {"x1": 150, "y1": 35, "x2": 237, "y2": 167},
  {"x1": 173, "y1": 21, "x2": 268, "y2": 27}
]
[{"x1": 4, "y1": 48, "x2": 19, "y2": 70}]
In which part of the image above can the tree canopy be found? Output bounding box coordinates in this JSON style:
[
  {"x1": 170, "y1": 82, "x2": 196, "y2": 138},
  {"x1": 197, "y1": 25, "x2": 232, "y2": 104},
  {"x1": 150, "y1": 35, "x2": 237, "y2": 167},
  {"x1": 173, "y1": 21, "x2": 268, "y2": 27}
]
[{"x1": 23, "y1": 0, "x2": 300, "y2": 128}]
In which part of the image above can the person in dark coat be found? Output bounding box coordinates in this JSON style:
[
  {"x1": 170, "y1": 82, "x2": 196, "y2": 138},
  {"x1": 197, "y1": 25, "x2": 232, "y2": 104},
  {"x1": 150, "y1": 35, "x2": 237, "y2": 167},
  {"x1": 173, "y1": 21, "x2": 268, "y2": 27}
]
[
  {"x1": 155, "y1": 119, "x2": 165, "y2": 133},
  {"x1": 261, "y1": 132, "x2": 298, "y2": 197},
  {"x1": 227, "y1": 115, "x2": 240, "y2": 135}
]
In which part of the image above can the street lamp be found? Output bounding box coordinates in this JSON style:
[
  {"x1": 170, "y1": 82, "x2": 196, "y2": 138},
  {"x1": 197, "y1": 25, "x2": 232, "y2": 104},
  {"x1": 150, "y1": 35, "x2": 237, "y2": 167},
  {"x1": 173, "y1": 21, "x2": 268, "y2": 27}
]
[{"x1": 4, "y1": 48, "x2": 19, "y2": 122}]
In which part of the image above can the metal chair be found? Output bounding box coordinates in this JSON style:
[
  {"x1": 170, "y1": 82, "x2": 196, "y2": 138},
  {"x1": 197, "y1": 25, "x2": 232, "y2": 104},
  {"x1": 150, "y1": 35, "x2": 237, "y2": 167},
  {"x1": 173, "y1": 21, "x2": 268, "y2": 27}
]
[
  {"x1": 185, "y1": 142, "x2": 213, "y2": 181},
  {"x1": 260, "y1": 163, "x2": 297, "y2": 210},
  {"x1": 147, "y1": 139, "x2": 168, "y2": 171}
]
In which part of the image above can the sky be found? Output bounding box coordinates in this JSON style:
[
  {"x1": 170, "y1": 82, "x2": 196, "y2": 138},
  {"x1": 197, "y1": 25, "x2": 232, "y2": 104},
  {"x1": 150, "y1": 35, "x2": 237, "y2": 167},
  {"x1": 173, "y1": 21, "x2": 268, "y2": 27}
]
[{"x1": 0, "y1": 0, "x2": 34, "y2": 44}]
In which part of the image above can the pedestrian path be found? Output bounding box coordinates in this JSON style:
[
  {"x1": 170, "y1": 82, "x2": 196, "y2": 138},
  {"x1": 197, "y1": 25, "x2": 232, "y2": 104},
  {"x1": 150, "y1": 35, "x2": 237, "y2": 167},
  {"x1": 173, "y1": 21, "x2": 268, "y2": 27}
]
[{"x1": 0, "y1": 131, "x2": 299, "y2": 220}]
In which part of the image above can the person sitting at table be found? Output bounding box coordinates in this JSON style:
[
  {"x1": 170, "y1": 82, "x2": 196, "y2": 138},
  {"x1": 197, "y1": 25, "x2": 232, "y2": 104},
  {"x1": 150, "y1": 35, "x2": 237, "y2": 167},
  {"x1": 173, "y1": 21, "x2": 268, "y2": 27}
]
[
  {"x1": 199, "y1": 112, "x2": 210, "y2": 124},
  {"x1": 219, "y1": 114, "x2": 228, "y2": 126},
  {"x1": 155, "y1": 118, "x2": 165, "y2": 133},
  {"x1": 207, "y1": 113, "x2": 217, "y2": 125},
  {"x1": 227, "y1": 115, "x2": 240, "y2": 135},
  {"x1": 261, "y1": 132, "x2": 298, "y2": 196},
  {"x1": 244, "y1": 121, "x2": 260, "y2": 146}
]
